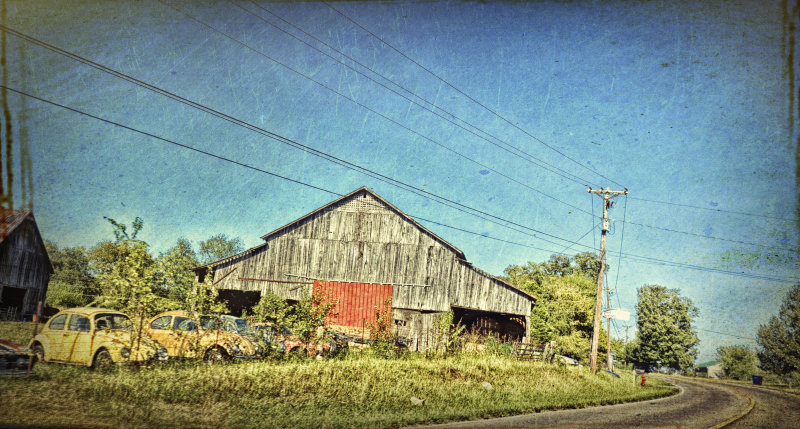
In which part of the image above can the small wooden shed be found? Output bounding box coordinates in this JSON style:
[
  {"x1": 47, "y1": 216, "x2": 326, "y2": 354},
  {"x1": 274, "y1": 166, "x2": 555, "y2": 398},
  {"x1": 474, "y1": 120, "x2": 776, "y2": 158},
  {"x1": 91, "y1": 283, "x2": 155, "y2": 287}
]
[
  {"x1": 0, "y1": 210, "x2": 53, "y2": 319},
  {"x1": 196, "y1": 187, "x2": 536, "y2": 351}
]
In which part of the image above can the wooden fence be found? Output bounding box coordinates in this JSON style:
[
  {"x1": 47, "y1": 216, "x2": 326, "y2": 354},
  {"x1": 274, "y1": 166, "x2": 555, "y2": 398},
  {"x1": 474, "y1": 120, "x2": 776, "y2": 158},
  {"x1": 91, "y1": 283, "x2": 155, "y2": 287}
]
[{"x1": 512, "y1": 341, "x2": 556, "y2": 362}]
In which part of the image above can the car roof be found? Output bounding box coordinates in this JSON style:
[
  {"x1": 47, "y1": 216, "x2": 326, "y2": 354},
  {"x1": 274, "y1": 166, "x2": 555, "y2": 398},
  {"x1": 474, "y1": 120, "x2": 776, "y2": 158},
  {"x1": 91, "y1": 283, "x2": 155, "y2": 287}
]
[
  {"x1": 151, "y1": 310, "x2": 191, "y2": 318},
  {"x1": 57, "y1": 307, "x2": 127, "y2": 317}
]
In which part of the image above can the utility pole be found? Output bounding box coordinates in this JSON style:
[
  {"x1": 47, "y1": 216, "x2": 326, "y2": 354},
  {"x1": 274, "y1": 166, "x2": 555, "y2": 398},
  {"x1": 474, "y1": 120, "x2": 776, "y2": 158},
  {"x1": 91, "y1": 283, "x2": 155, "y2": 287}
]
[
  {"x1": 623, "y1": 323, "x2": 631, "y2": 345},
  {"x1": 622, "y1": 323, "x2": 632, "y2": 365},
  {"x1": 588, "y1": 187, "x2": 627, "y2": 373},
  {"x1": 606, "y1": 275, "x2": 613, "y2": 372}
]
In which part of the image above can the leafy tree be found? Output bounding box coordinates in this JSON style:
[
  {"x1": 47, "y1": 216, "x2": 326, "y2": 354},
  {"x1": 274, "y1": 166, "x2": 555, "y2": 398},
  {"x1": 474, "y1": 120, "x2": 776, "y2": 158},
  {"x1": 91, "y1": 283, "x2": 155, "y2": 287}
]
[
  {"x1": 290, "y1": 291, "x2": 338, "y2": 341},
  {"x1": 633, "y1": 285, "x2": 699, "y2": 371},
  {"x1": 155, "y1": 238, "x2": 199, "y2": 302},
  {"x1": 44, "y1": 241, "x2": 96, "y2": 307},
  {"x1": 104, "y1": 216, "x2": 144, "y2": 242},
  {"x1": 197, "y1": 234, "x2": 244, "y2": 265},
  {"x1": 369, "y1": 297, "x2": 398, "y2": 356},
  {"x1": 573, "y1": 251, "x2": 603, "y2": 279},
  {"x1": 252, "y1": 290, "x2": 292, "y2": 329},
  {"x1": 504, "y1": 253, "x2": 605, "y2": 361},
  {"x1": 88, "y1": 217, "x2": 168, "y2": 318},
  {"x1": 757, "y1": 285, "x2": 800, "y2": 378},
  {"x1": 252, "y1": 289, "x2": 337, "y2": 342},
  {"x1": 717, "y1": 345, "x2": 759, "y2": 380},
  {"x1": 185, "y1": 268, "x2": 227, "y2": 316}
]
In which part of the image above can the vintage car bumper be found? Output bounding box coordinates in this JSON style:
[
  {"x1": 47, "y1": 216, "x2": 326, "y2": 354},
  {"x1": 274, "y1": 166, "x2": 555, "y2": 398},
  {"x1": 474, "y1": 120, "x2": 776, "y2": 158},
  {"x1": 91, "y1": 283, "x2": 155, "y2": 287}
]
[{"x1": 0, "y1": 340, "x2": 35, "y2": 375}]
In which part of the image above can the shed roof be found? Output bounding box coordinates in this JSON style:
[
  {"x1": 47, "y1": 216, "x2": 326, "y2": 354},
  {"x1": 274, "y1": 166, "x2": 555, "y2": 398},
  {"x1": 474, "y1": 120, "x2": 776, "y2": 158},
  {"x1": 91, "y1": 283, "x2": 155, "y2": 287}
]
[
  {"x1": 0, "y1": 209, "x2": 54, "y2": 274},
  {"x1": 0, "y1": 209, "x2": 30, "y2": 243}
]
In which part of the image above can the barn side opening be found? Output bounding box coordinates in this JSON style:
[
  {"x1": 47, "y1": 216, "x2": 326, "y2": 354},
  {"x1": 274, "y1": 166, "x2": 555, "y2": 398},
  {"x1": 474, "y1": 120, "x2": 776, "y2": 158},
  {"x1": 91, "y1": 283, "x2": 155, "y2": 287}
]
[
  {"x1": 452, "y1": 307, "x2": 526, "y2": 341},
  {"x1": 217, "y1": 290, "x2": 261, "y2": 317},
  {"x1": 0, "y1": 286, "x2": 26, "y2": 320}
]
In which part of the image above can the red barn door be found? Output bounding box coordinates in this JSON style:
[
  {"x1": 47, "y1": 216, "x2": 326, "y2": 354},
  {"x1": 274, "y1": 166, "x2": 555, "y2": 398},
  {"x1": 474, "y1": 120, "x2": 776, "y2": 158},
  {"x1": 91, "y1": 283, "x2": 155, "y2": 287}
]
[{"x1": 313, "y1": 280, "x2": 393, "y2": 328}]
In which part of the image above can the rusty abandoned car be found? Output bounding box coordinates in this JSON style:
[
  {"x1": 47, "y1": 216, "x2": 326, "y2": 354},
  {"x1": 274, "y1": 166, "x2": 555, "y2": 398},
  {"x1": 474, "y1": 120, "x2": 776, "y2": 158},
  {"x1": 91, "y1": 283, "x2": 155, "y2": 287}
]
[
  {"x1": 29, "y1": 307, "x2": 168, "y2": 369},
  {"x1": 145, "y1": 310, "x2": 259, "y2": 361},
  {"x1": 0, "y1": 339, "x2": 35, "y2": 375}
]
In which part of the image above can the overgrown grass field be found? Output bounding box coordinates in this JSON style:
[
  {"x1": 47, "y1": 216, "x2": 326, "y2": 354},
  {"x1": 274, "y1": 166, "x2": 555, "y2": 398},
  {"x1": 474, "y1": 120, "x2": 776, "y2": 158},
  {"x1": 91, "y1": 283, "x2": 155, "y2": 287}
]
[
  {"x1": 0, "y1": 320, "x2": 37, "y2": 345},
  {"x1": 2, "y1": 353, "x2": 673, "y2": 428}
]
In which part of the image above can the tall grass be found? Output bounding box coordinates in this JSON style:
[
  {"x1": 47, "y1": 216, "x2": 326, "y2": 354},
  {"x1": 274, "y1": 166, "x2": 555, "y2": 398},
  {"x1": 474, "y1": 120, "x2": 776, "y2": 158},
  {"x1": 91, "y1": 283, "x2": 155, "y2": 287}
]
[
  {"x1": 0, "y1": 320, "x2": 37, "y2": 345},
  {"x1": 2, "y1": 352, "x2": 673, "y2": 428}
]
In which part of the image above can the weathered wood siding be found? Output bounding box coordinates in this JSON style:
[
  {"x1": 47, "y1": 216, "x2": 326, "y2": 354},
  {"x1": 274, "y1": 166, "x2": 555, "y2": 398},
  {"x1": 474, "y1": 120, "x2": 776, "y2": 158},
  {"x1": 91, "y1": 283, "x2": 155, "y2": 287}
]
[
  {"x1": 0, "y1": 217, "x2": 51, "y2": 316},
  {"x1": 207, "y1": 190, "x2": 534, "y2": 348},
  {"x1": 392, "y1": 309, "x2": 443, "y2": 352},
  {"x1": 448, "y1": 262, "x2": 531, "y2": 316}
]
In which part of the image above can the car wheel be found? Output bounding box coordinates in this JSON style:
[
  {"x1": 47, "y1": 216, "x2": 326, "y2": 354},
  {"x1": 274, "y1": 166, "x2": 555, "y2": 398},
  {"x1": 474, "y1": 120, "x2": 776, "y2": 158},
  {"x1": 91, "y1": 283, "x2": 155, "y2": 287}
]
[
  {"x1": 92, "y1": 349, "x2": 114, "y2": 371},
  {"x1": 33, "y1": 344, "x2": 45, "y2": 363},
  {"x1": 288, "y1": 347, "x2": 308, "y2": 361},
  {"x1": 204, "y1": 347, "x2": 227, "y2": 364}
]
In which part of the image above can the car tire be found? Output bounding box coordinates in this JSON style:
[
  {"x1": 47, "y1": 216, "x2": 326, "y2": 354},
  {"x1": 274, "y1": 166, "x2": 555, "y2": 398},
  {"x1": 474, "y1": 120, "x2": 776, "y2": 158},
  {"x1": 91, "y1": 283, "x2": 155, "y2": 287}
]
[
  {"x1": 204, "y1": 347, "x2": 227, "y2": 364},
  {"x1": 92, "y1": 349, "x2": 114, "y2": 371},
  {"x1": 33, "y1": 344, "x2": 45, "y2": 363},
  {"x1": 288, "y1": 347, "x2": 308, "y2": 360}
]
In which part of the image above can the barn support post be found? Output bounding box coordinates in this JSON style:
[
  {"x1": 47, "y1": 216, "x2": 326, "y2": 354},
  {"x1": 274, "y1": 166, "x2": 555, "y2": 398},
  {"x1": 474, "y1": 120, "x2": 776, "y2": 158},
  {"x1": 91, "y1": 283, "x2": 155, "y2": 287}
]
[
  {"x1": 524, "y1": 314, "x2": 531, "y2": 342},
  {"x1": 25, "y1": 301, "x2": 41, "y2": 378}
]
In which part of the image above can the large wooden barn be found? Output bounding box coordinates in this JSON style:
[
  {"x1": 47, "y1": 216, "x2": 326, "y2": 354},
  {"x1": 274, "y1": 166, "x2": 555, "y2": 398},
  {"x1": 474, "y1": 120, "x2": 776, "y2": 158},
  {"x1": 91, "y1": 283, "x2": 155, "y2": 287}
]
[
  {"x1": 0, "y1": 210, "x2": 53, "y2": 320},
  {"x1": 196, "y1": 187, "x2": 536, "y2": 351}
]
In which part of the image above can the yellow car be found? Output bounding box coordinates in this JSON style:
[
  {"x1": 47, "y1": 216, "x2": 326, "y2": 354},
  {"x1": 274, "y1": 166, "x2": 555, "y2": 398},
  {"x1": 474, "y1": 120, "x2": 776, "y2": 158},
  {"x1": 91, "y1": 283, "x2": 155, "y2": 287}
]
[
  {"x1": 145, "y1": 310, "x2": 259, "y2": 361},
  {"x1": 29, "y1": 307, "x2": 168, "y2": 369}
]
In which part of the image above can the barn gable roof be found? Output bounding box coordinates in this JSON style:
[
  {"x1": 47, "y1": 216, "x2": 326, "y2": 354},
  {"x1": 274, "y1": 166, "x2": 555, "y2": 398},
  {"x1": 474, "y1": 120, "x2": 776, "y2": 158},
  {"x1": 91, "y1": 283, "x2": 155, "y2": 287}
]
[
  {"x1": 259, "y1": 187, "x2": 466, "y2": 259},
  {"x1": 198, "y1": 188, "x2": 535, "y2": 302},
  {"x1": 0, "y1": 209, "x2": 29, "y2": 243},
  {"x1": 0, "y1": 209, "x2": 54, "y2": 274}
]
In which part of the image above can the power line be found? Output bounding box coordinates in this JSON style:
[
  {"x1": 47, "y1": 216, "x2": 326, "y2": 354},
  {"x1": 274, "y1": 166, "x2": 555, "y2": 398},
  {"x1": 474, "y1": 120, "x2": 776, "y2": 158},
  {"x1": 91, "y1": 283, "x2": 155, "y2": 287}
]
[
  {"x1": 1, "y1": 86, "x2": 341, "y2": 198},
  {"x1": 14, "y1": 84, "x2": 797, "y2": 287},
  {"x1": 557, "y1": 224, "x2": 599, "y2": 255},
  {"x1": 0, "y1": 24, "x2": 593, "y2": 251},
  {"x1": 313, "y1": 2, "x2": 799, "y2": 254},
  {"x1": 231, "y1": 0, "x2": 594, "y2": 188},
  {"x1": 629, "y1": 196, "x2": 800, "y2": 223},
  {"x1": 697, "y1": 328, "x2": 756, "y2": 341},
  {"x1": 6, "y1": 28, "x2": 798, "y2": 286},
  {"x1": 621, "y1": 218, "x2": 799, "y2": 253},
  {"x1": 162, "y1": 5, "x2": 798, "y2": 256},
  {"x1": 321, "y1": 0, "x2": 626, "y2": 189},
  {"x1": 613, "y1": 196, "x2": 628, "y2": 311},
  {"x1": 612, "y1": 250, "x2": 799, "y2": 284},
  {"x1": 146, "y1": 4, "x2": 600, "y2": 221}
]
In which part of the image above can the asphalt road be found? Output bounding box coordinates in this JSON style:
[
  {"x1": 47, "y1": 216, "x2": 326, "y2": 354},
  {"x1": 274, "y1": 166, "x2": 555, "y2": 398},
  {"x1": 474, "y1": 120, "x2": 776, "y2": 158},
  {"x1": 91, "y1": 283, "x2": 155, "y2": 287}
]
[{"x1": 413, "y1": 376, "x2": 800, "y2": 428}]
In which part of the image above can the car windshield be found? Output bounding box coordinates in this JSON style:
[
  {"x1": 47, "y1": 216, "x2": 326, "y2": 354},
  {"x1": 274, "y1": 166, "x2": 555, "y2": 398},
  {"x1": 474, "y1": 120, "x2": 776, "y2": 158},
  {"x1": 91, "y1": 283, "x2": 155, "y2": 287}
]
[
  {"x1": 94, "y1": 314, "x2": 132, "y2": 330},
  {"x1": 199, "y1": 316, "x2": 219, "y2": 330},
  {"x1": 229, "y1": 317, "x2": 248, "y2": 333},
  {"x1": 201, "y1": 315, "x2": 249, "y2": 333}
]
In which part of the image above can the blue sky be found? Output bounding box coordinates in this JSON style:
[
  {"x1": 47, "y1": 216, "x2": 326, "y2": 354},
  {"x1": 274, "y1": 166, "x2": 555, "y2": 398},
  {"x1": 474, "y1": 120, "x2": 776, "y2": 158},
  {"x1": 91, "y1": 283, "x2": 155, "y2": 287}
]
[{"x1": 2, "y1": 0, "x2": 797, "y2": 362}]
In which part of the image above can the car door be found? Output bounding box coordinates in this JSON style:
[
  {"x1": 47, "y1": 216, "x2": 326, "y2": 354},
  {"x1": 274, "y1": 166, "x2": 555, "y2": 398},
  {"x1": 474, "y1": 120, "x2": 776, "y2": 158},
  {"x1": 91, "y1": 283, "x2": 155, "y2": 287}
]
[
  {"x1": 172, "y1": 316, "x2": 200, "y2": 358},
  {"x1": 65, "y1": 314, "x2": 93, "y2": 365},
  {"x1": 44, "y1": 313, "x2": 69, "y2": 361},
  {"x1": 147, "y1": 315, "x2": 176, "y2": 355}
]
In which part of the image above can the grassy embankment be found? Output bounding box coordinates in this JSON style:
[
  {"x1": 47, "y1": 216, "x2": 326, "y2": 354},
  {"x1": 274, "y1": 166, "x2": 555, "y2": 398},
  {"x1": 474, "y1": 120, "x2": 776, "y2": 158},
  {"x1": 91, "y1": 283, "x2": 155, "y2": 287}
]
[
  {"x1": 1, "y1": 321, "x2": 673, "y2": 428},
  {"x1": 686, "y1": 374, "x2": 800, "y2": 395}
]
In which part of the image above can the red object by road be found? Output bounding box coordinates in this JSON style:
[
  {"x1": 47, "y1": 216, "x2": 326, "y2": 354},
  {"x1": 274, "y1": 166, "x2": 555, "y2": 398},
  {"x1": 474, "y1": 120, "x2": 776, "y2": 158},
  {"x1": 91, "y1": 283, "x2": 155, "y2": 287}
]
[{"x1": 641, "y1": 374, "x2": 646, "y2": 386}]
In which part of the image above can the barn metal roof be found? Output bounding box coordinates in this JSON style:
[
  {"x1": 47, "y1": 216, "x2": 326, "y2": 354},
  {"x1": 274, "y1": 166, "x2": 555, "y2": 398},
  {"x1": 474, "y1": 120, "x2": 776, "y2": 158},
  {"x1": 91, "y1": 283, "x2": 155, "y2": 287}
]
[{"x1": 259, "y1": 187, "x2": 466, "y2": 259}]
